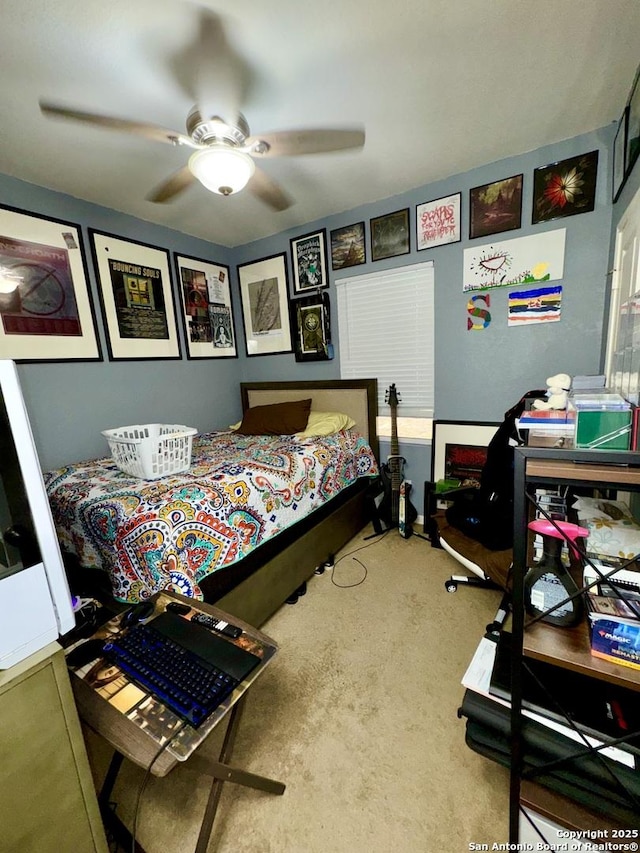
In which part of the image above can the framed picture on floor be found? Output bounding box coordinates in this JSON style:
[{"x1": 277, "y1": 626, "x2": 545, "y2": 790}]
[
  {"x1": 90, "y1": 230, "x2": 181, "y2": 361},
  {"x1": 0, "y1": 205, "x2": 101, "y2": 362},
  {"x1": 431, "y1": 419, "x2": 500, "y2": 508},
  {"x1": 290, "y1": 228, "x2": 328, "y2": 292},
  {"x1": 237, "y1": 252, "x2": 293, "y2": 356},
  {"x1": 174, "y1": 254, "x2": 236, "y2": 359},
  {"x1": 469, "y1": 175, "x2": 522, "y2": 240},
  {"x1": 370, "y1": 208, "x2": 410, "y2": 261}
]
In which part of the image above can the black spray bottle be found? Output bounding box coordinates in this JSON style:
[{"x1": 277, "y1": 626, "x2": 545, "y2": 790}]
[{"x1": 524, "y1": 519, "x2": 588, "y2": 627}]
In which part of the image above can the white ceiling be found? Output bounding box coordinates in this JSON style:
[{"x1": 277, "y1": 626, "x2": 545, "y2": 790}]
[{"x1": 2, "y1": 0, "x2": 640, "y2": 248}]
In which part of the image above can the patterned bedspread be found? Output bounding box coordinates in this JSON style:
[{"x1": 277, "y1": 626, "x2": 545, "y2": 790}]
[{"x1": 44, "y1": 429, "x2": 378, "y2": 604}]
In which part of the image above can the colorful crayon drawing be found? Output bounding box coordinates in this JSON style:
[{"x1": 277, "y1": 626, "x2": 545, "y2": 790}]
[
  {"x1": 507, "y1": 285, "x2": 562, "y2": 326},
  {"x1": 463, "y1": 228, "x2": 566, "y2": 292}
]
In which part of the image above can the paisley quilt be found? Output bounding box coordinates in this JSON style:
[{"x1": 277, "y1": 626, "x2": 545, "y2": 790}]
[{"x1": 44, "y1": 429, "x2": 378, "y2": 604}]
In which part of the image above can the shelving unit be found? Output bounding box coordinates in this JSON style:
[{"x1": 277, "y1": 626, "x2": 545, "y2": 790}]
[{"x1": 510, "y1": 446, "x2": 640, "y2": 841}]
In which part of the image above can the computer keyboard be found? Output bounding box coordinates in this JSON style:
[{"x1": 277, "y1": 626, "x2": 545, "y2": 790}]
[{"x1": 102, "y1": 610, "x2": 260, "y2": 728}]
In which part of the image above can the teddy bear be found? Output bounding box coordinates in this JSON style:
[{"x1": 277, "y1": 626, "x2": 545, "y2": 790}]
[{"x1": 531, "y1": 373, "x2": 572, "y2": 411}]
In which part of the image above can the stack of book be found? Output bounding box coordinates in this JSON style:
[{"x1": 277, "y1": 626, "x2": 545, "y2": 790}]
[{"x1": 516, "y1": 402, "x2": 575, "y2": 446}]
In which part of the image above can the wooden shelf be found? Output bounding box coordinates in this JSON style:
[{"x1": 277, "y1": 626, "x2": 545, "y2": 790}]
[
  {"x1": 526, "y1": 457, "x2": 640, "y2": 486},
  {"x1": 509, "y1": 446, "x2": 640, "y2": 840},
  {"x1": 520, "y1": 781, "x2": 636, "y2": 831}
]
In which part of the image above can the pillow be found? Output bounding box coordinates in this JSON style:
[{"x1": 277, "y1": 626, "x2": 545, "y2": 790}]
[
  {"x1": 296, "y1": 411, "x2": 356, "y2": 437},
  {"x1": 235, "y1": 398, "x2": 312, "y2": 435}
]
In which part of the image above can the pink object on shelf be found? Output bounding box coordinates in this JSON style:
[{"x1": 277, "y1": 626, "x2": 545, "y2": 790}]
[{"x1": 528, "y1": 518, "x2": 589, "y2": 541}]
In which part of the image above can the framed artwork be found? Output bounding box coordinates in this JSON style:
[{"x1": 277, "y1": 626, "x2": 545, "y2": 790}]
[
  {"x1": 290, "y1": 292, "x2": 331, "y2": 362},
  {"x1": 330, "y1": 222, "x2": 366, "y2": 270},
  {"x1": 90, "y1": 230, "x2": 181, "y2": 361},
  {"x1": 469, "y1": 175, "x2": 522, "y2": 240},
  {"x1": 174, "y1": 254, "x2": 236, "y2": 359},
  {"x1": 431, "y1": 419, "x2": 500, "y2": 508},
  {"x1": 0, "y1": 205, "x2": 101, "y2": 362},
  {"x1": 237, "y1": 252, "x2": 293, "y2": 357},
  {"x1": 613, "y1": 108, "x2": 629, "y2": 203},
  {"x1": 370, "y1": 208, "x2": 410, "y2": 261},
  {"x1": 532, "y1": 150, "x2": 599, "y2": 224},
  {"x1": 290, "y1": 228, "x2": 328, "y2": 293},
  {"x1": 416, "y1": 193, "x2": 461, "y2": 251},
  {"x1": 627, "y1": 68, "x2": 640, "y2": 179}
]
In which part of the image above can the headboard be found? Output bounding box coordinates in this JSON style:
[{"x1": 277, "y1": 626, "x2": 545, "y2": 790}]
[{"x1": 240, "y1": 379, "x2": 379, "y2": 460}]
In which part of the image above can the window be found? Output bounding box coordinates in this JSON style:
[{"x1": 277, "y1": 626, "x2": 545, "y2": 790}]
[{"x1": 336, "y1": 262, "x2": 434, "y2": 437}]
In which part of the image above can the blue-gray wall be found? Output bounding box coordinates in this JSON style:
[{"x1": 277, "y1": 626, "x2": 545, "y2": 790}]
[{"x1": 1, "y1": 123, "x2": 624, "y2": 510}]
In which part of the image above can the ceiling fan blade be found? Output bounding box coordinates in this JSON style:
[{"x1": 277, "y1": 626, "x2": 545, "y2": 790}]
[
  {"x1": 247, "y1": 167, "x2": 293, "y2": 211},
  {"x1": 39, "y1": 102, "x2": 194, "y2": 147},
  {"x1": 146, "y1": 166, "x2": 196, "y2": 203},
  {"x1": 247, "y1": 128, "x2": 365, "y2": 158},
  {"x1": 171, "y1": 9, "x2": 246, "y2": 127}
]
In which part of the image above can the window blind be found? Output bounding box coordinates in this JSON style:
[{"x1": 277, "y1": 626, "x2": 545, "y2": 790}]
[{"x1": 336, "y1": 261, "x2": 434, "y2": 416}]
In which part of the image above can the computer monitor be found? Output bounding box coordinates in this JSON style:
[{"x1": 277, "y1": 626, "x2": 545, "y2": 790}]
[{"x1": 0, "y1": 359, "x2": 74, "y2": 669}]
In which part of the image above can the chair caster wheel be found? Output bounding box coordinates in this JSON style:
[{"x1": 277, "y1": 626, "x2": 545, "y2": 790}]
[{"x1": 445, "y1": 580, "x2": 458, "y2": 593}]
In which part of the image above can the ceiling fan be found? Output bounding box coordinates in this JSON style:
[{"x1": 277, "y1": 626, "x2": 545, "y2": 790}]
[{"x1": 38, "y1": 9, "x2": 365, "y2": 212}]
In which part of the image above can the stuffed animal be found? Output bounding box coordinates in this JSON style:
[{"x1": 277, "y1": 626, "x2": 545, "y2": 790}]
[{"x1": 531, "y1": 373, "x2": 572, "y2": 411}]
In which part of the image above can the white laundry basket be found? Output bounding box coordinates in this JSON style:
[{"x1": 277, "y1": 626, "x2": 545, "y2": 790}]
[{"x1": 102, "y1": 424, "x2": 198, "y2": 480}]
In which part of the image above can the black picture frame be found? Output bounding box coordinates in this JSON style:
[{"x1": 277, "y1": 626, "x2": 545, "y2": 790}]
[
  {"x1": 0, "y1": 204, "x2": 102, "y2": 363},
  {"x1": 531, "y1": 150, "x2": 599, "y2": 224},
  {"x1": 416, "y1": 192, "x2": 462, "y2": 251},
  {"x1": 330, "y1": 222, "x2": 366, "y2": 270},
  {"x1": 173, "y1": 253, "x2": 237, "y2": 360},
  {"x1": 290, "y1": 292, "x2": 331, "y2": 362},
  {"x1": 370, "y1": 208, "x2": 410, "y2": 261},
  {"x1": 613, "y1": 107, "x2": 629, "y2": 203},
  {"x1": 469, "y1": 174, "x2": 523, "y2": 240},
  {"x1": 289, "y1": 228, "x2": 329, "y2": 293},
  {"x1": 90, "y1": 229, "x2": 182, "y2": 361},
  {"x1": 626, "y1": 66, "x2": 640, "y2": 181},
  {"x1": 236, "y1": 252, "x2": 293, "y2": 357}
]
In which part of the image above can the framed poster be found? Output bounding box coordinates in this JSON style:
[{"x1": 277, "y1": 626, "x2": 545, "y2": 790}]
[
  {"x1": 174, "y1": 254, "x2": 236, "y2": 359},
  {"x1": 0, "y1": 205, "x2": 101, "y2": 362},
  {"x1": 237, "y1": 252, "x2": 293, "y2": 356},
  {"x1": 370, "y1": 208, "x2": 410, "y2": 261},
  {"x1": 613, "y1": 108, "x2": 629, "y2": 203},
  {"x1": 290, "y1": 228, "x2": 328, "y2": 292},
  {"x1": 627, "y1": 68, "x2": 640, "y2": 179},
  {"x1": 330, "y1": 222, "x2": 366, "y2": 270},
  {"x1": 416, "y1": 193, "x2": 461, "y2": 251},
  {"x1": 90, "y1": 230, "x2": 181, "y2": 361},
  {"x1": 532, "y1": 151, "x2": 599, "y2": 224},
  {"x1": 290, "y1": 292, "x2": 330, "y2": 362},
  {"x1": 469, "y1": 174, "x2": 522, "y2": 239}
]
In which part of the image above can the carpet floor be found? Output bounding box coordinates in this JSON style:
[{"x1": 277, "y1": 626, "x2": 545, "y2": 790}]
[{"x1": 84, "y1": 524, "x2": 510, "y2": 852}]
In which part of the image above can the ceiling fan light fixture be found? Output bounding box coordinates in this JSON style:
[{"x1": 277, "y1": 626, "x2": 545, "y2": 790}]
[{"x1": 188, "y1": 147, "x2": 255, "y2": 196}]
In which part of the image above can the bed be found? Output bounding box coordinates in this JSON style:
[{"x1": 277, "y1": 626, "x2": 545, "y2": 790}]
[{"x1": 45, "y1": 379, "x2": 379, "y2": 627}]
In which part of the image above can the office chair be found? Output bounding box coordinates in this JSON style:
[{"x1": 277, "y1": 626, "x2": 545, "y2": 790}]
[{"x1": 427, "y1": 390, "x2": 546, "y2": 628}]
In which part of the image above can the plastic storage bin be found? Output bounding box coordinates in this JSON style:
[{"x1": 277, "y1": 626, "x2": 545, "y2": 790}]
[{"x1": 102, "y1": 424, "x2": 197, "y2": 480}]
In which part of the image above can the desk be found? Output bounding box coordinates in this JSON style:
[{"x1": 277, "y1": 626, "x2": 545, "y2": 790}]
[{"x1": 67, "y1": 590, "x2": 285, "y2": 853}]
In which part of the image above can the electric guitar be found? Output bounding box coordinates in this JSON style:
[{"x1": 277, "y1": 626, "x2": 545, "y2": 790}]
[{"x1": 378, "y1": 384, "x2": 418, "y2": 535}]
